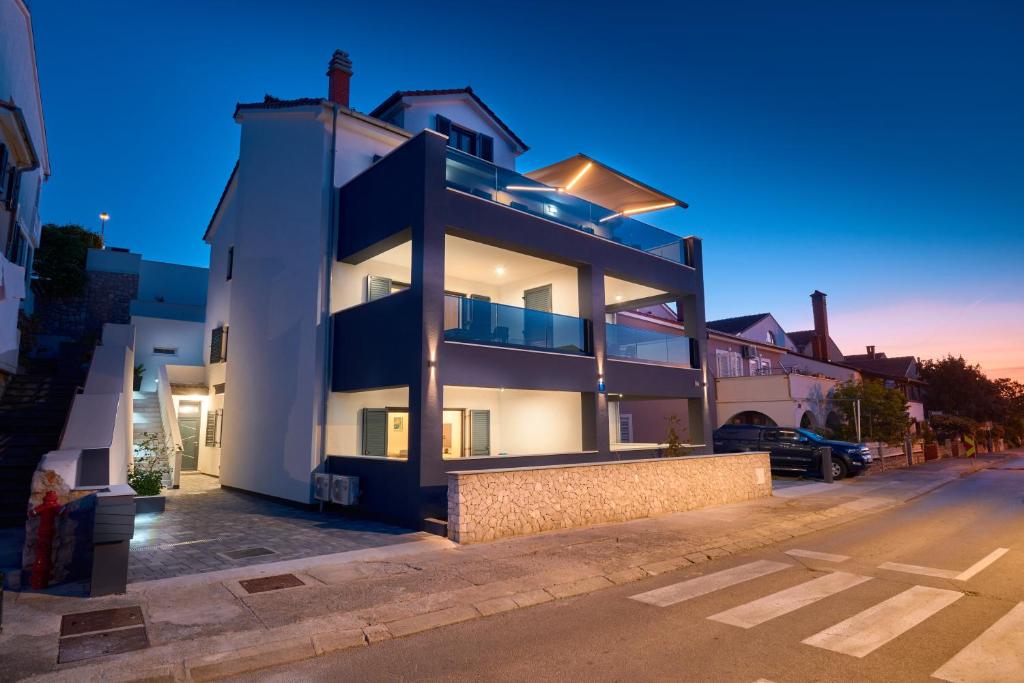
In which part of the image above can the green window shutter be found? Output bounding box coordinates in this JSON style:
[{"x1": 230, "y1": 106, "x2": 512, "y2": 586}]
[
  {"x1": 436, "y1": 114, "x2": 452, "y2": 137},
  {"x1": 209, "y1": 327, "x2": 223, "y2": 364},
  {"x1": 216, "y1": 409, "x2": 224, "y2": 447},
  {"x1": 523, "y1": 284, "x2": 552, "y2": 312},
  {"x1": 366, "y1": 275, "x2": 392, "y2": 302},
  {"x1": 205, "y1": 410, "x2": 218, "y2": 447},
  {"x1": 362, "y1": 408, "x2": 387, "y2": 456},
  {"x1": 469, "y1": 410, "x2": 490, "y2": 456}
]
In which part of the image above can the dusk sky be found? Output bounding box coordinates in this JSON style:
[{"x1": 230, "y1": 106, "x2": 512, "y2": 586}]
[{"x1": 30, "y1": 1, "x2": 1023, "y2": 381}]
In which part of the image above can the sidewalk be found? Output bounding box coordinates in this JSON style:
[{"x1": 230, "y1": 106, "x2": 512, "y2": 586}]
[{"x1": 2, "y1": 453, "x2": 1012, "y2": 682}]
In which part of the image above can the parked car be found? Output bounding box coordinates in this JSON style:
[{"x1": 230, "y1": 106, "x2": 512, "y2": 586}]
[{"x1": 712, "y1": 425, "x2": 873, "y2": 479}]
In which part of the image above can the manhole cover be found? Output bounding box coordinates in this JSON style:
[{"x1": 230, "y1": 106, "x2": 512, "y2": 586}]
[
  {"x1": 239, "y1": 573, "x2": 305, "y2": 594},
  {"x1": 58, "y1": 627, "x2": 150, "y2": 664},
  {"x1": 60, "y1": 606, "x2": 144, "y2": 637},
  {"x1": 221, "y1": 546, "x2": 276, "y2": 561}
]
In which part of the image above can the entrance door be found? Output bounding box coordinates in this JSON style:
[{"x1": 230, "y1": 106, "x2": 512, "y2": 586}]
[{"x1": 178, "y1": 401, "x2": 201, "y2": 471}]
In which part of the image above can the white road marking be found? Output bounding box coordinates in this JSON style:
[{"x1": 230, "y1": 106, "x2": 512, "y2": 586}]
[
  {"x1": 630, "y1": 560, "x2": 792, "y2": 608},
  {"x1": 955, "y1": 548, "x2": 1009, "y2": 581},
  {"x1": 932, "y1": 601, "x2": 1024, "y2": 682},
  {"x1": 877, "y1": 548, "x2": 1009, "y2": 582},
  {"x1": 785, "y1": 548, "x2": 851, "y2": 563},
  {"x1": 803, "y1": 585, "x2": 963, "y2": 658},
  {"x1": 709, "y1": 571, "x2": 872, "y2": 628},
  {"x1": 878, "y1": 562, "x2": 959, "y2": 580}
]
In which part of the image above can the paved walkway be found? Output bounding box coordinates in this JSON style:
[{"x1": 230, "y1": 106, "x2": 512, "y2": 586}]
[
  {"x1": 3, "y1": 454, "x2": 1011, "y2": 682},
  {"x1": 129, "y1": 474, "x2": 426, "y2": 582}
]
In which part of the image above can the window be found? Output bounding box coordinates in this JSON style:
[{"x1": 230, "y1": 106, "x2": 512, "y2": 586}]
[
  {"x1": 214, "y1": 383, "x2": 225, "y2": 394},
  {"x1": 436, "y1": 115, "x2": 495, "y2": 162},
  {"x1": 205, "y1": 409, "x2": 223, "y2": 447},
  {"x1": 715, "y1": 349, "x2": 743, "y2": 378},
  {"x1": 469, "y1": 409, "x2": 490, "y2": 455},
  {"x1": 153, "y1": 347, "x2": 177, "y2": 356},
  {"x1": 366, "y1": 275, "x2": 408, "y2": 302},
  {"x1": 361, "y1": 408, "x2": 411, "y2": 458},
  {"x1": 209, "y1": 326, "x2": 228, "y2": 363},
  {"x1": 766, "y1": 330, "x2": 777, "y2": 345},
  {"x1": 449, "y1": 125, "x2": 477, "y2": 156},
  {"x1": 523, "y1": 284, "x2": 552, "y2": 312},
  {"x1": 619, "y1": 414, "x2": 633, "y2": 443},
  {"x1": 226, "y1": 246, "x2": 234, "y2": 281}
]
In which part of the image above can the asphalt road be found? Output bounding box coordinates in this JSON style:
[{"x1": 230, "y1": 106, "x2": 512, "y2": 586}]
[{"x1": 237, "y1": 456, "x2": 1024, "y2": 683}]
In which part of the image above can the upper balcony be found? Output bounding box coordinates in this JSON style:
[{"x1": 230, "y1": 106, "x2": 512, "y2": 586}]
[{"x1": 445, "y1": 149, "x2": 690, "y2": 266}]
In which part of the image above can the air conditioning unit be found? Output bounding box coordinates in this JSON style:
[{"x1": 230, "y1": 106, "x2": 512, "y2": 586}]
[
  {"x1": 331, "y1": 475, "x2": 359, "y2": 506},
  {"x1": 741, "y1": 345, "x2": 752, "y2": 359},
  {"x1": 313, "y1": 473, "x2": 331, "y2": 502}
]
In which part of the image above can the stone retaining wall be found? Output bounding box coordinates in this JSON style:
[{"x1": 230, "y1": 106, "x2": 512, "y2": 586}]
[{"x1": 447, "y1": 452, "x2": 772, "y2": 544}]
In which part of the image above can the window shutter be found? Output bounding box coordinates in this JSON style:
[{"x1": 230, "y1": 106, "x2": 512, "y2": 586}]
[
  {"x1": 366, "y1": 275, "x2": 392, "y2": 302},
  {"x1": 222, "y1": 326, "x2": 228, "y2": 361},
  {"x1": 209, "y1": 327, "x2": 223, "y2": 363},
  {"x1": 6, "y1": 169, "x2": 21, "y2": 210},
  {"x1": 216, "y1": 409, "x2": 224, "y2": 447},
  {"x1": 0, "y1": 144, "x2": 8, "y2": 198},
  {"x1": 479, "y1": 134, "x2": 494, "y2": 162},
  {"x1": 523, "y1": 284, "x2": 552, "y2": 312},
  {"x1": 362, "y1": 409, "x2": 387, "y2": 456},
  {"x1": 469, "y1": 410, "x2": 490, "y2": 456},
  {"x1": 205, "y1": 409, "x2": 218, "y2": 447},
  {"x1": 226, "y1": 246, "x2": 234, "y2": 281},
  {"x1": 435, "y1": 114, "x2": 452, "y2": 138},
  {"x1": 619, "y1": 414, "x2": 633, "y2": 443}
]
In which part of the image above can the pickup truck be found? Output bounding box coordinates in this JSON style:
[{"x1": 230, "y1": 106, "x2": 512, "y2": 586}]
[{"x1": 712, "y1": 425, "x2": 873, "y2": 479}]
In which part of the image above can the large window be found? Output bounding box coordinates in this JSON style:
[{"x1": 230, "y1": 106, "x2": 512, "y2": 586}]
[
  {"x1": 449, "y1": 125, "x2": 477, "y2": 156},
  {"x1": 716, "y1": 349, "x2": 743, "y2": 378}
]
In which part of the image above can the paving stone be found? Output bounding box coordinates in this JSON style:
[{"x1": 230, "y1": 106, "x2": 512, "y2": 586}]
[
  {"x1": 546, "y1": 575, "x2": 614, "y2": 599},
  {"x1": 474, "y1": 596, "x2": 519, "y2": 616},
  {"x1": 312, "y1": 628, "x2": 367, "y2": 655},
  {"x1": 186, "y1": 636, "x2": 316, "y2": 682},
  {"x1": 605, "y1": 567, "x2": 649, "y2": 584},
  {"x1": 640, "y1": 557, "x2": 693, "y2": 576},
  {"x1": 362, "y1": 624, "x2": 392, "y2": 643},
  {"x1": 58, "y1": 626, "x2": 150, "y2": 664}
]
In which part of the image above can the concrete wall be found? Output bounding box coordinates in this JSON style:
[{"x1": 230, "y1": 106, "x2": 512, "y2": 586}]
[
  {"x1": 448, "y1": 451, "x2": 772, "y2": 543},
  {"x1": 131, "y1": 315, "x2": 204, "y2": 391}
]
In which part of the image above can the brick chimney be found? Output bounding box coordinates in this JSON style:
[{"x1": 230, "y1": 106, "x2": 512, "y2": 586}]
[
  {"x1": 327, "y1": 50, "x2": 353, "y2": 107},
  {"x1": 810, "y1": 290, "x2": 830, "y2": 361},
  {"x1": 866, "y1": 345, "x2": 876, "y2": 359}
]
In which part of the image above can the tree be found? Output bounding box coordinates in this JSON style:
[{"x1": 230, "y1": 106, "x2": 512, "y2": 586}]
[
  {"x1": 831, "y1": 379, "x2": 910, "y2": 444},
  {"x1": 919, "y1": 356, "x2": 1024, "y2": 447},
  {"x1": 32, "y1": 224, "x2": 103, "y2": 298}
]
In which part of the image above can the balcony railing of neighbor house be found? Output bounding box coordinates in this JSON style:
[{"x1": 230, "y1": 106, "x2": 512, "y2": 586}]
[
  {"x1": 605, "y1": 322, "x2": 691, "y2": 366},
  {"x1": 443, "y1": 295, "x2": 590, "y2": 355},
  {"x1": 445, "y1": 149, "x2": 688, "y2": 265}
]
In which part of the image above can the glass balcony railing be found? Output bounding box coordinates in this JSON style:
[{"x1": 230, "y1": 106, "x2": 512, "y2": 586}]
[
  {"x1": 445, "y1": 149, "x2": 688, "y2": 265},
  {"x1": 443, "y1": 295, "x2": 589, "y2": 355},
  {"x1": 606, "y1": 323, "x2": 691, "y2": 367}
]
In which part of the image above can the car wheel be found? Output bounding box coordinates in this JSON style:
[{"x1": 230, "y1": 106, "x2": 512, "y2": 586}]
[{"x1": 831, "y1": 459, "x2": 848, "y2": 480}]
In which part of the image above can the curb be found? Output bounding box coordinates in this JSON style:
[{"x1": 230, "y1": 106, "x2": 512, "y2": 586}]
[{"x1": 28, "y1": 472, "x2": 963, "y2": 682}]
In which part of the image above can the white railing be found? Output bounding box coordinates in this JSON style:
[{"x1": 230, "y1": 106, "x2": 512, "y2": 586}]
[{"x1": 156, "y1": 363, "x2": 185, "y2": 487}]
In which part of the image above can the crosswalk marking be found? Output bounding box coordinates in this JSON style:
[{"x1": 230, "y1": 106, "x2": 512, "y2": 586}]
[
  {"x1": 878, "y1": 562, "x2": 959, "y2": 580},
  {"x1": 708, "y1": 571, "x2": 872, "y2": 629},
  {"x1": 955, "y1": 548, "x2": 1009, "y2": 581},
  {"x1": 802, "y1": 585, "x2": 962, "y2": 658},
  {"x1": 630, "y1": 560, "x2": 792, "y2": 608},
  {"x1": 932, "y1": 602, "x2": 1024, "y2": 682},
  {"x1": 785, "y1": 548, "x2": 850, "y2": 563}
]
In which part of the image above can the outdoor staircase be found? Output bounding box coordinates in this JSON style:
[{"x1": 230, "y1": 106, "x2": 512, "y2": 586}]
[
  {"x1": 132, "y1": 391, "x2": 170, "y2": 484},
  {"x1": 0, "y1": 348, "x2": 89, "y2": 528}
]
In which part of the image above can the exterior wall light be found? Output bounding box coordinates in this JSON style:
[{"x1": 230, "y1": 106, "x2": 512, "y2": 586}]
[{"x1": 598, "y1": 375, "x2": 606, "y2": 393}]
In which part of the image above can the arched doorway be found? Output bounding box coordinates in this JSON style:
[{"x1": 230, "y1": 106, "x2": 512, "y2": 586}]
[
  {"x1": 728, "y1": 411, "x2": 777, "y2": 427},
  {"x1": 800, "y1": 411, "x2": 817, "y2": 429}
]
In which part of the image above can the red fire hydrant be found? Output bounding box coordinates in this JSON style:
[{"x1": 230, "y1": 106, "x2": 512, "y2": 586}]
[{"x1": 28, "y1": 491, "x2": 63, "y2": 590}]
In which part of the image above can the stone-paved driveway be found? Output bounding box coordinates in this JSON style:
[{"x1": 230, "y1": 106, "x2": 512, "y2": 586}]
[{"x1": 128, "y1": 473, "x2": 424, "y2": 583}]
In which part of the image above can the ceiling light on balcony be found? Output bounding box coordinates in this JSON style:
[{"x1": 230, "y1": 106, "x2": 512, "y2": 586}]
[
  {"x1": 494, "y1": 266, "x2": 506, "y2": 276},
  {"x1": 564, "y1": 162, "x2": 593, "y2": 191},
  {"x1": 599, "y1": 201, "x2": 678, "y2": 223},
  {"x1": 615, "y1": 295, "x2": 623, "y2": 302}
]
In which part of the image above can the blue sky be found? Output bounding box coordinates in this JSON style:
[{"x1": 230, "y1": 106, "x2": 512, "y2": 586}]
[{"x1": 31, "y1": 1, "x2": 1024, "y2": 378}]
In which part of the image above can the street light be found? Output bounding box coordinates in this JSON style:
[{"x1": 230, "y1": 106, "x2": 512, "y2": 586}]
[{"x1": 99, "y1": 212, "x2": 109, "y2": 239}]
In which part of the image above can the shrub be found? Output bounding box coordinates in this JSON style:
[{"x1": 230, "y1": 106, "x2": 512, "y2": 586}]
[{"x1": 128, "y1": 432, "x2": 175, "y2": 497}]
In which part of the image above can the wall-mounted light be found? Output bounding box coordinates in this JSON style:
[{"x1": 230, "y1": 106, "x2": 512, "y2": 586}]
[
  {"x1": 427, "y1": 359, "x2": 437, "y2": 368},
  {"x1": 598, "y1": 375, "x2": 606, "y2": 393}
]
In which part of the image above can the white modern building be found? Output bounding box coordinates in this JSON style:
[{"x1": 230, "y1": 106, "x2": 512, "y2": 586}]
[
  {"x1": 0, "y1": 0, "x2": 48, "y2": 381},
  {"x1": 168, "y1": 50, "x2": 711, "y2": 527}
]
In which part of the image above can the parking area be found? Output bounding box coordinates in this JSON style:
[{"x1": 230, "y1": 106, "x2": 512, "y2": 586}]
[{"x1": 128, "y1": 473, "x2": 426, "y2": 583}]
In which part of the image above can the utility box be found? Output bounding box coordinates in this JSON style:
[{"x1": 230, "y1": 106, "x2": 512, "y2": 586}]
[
  {"x1": 313, "y1": 473, "x2": 331, "y2": 502},
  {"x1": 91, "y1": 484, "x2": 136, "y2": 596},
  {"x1": 330, "y1": 475, "x2": 359, "y2": 506}
]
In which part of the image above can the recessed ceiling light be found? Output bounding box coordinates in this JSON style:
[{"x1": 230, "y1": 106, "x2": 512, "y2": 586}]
[
  {"x1": 495, "y1": 266, "x2": 506, "y2": 276},
  {"x1": 615, "y1": 295, "x2": 623, "y2": 302}
]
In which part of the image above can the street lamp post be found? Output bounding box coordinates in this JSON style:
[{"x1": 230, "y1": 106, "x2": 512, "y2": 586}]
[{"x1": 99, "y1": 212, "x2": 109, "y2": 240}]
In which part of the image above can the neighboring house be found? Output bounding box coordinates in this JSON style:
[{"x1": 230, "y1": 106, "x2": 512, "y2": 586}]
[
  {"x1": 842, "y1": 347, "x2": 926, "y2": 424},
  {"x1": 33, "y1": 247, "x2": 207, "y2": 392},
  {"x1": 184, "y1": 50, "x2": 711, "y2": 527},
  {"x1": 0, "y1": 0, "x2": 49, "y2": 382}
]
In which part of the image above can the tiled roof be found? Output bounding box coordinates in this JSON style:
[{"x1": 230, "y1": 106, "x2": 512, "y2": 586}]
[
  {"x1": 787, "y1": 330, "x2": 815, "y2": 348},
  {"x1": 203, "y1": 161, "x2": 238, "y2": 243},
  {"x1": 706, "y1": 313, "x2": 770, "y2": 335},
  {"x1": 234, "y1": 95, "x2": 325, "y2": 116},
  {"x1": 368, "y1": 87, "x2": 528, "y2": 151},
  {"x1": 843, "y1": 355, "x2": 917, "y2": 379}
]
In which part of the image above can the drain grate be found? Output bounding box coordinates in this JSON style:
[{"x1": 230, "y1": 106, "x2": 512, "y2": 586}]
[
  {"x1": 221, "y1": 546, "x2": 276, "y2": 561},
  {"x1": 239, "y1": 573, "x2": 305, "y2": 594},
  {"x1": 60, "y1": 606, "x2": 144, "y2": 637}
]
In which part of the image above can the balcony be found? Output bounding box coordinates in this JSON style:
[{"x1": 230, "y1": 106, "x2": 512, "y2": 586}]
[
  {"x1": 443, "y1": 295, "x2": 589, "y2": 355},
  {"x1": 606, "y1": 322, "x2": 691, "y2": 367},
  {"x1": 445, "y1": 149, "x2": 688, "y2": 265}
]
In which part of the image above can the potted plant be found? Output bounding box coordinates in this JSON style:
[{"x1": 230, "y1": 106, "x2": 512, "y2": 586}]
[
  {"x1": 133, "y1": 364, "x2": 146, "y2": 391},
  {"x1": 129, "y1": 432, "x2": 175, "y2": 513},
  {"x1": 662, "y1": 414, "x2": 690, "y2": 457}
]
